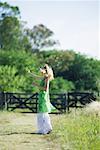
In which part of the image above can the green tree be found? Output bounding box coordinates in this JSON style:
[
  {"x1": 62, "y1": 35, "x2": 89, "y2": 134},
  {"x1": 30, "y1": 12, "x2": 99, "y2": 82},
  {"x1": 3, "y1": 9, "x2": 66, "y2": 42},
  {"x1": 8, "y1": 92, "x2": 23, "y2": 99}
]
[
  {"x1": 37, "y1": 50, "x2": 100, "y2": 92},
  {"x1": 0, "y1": 16, "x2": 32, "y2": 50},
  {"x1": 0, "y1": 50, "x2": 41, "y2": 92},
  {"x1": 0, "y1": 1, "x2": 20, "y2": 20},
  {"x1": 65, "y1": 54, "x2": 100, "y2": 91},
  {"x1": 0, "y1": 2, "x2": 31, "y2": 50},
  {"x1": 0, "y1": 16, "x2": 21, "y2": 50},
  {"x1": 26, "y1": 24, "x2": 58, "y2": 52},
  {"x1": 50, "y1": 77, "x2": 75, "y2": 93},
  {"x1": 0, "y1": 65, "x2": 26, "y2": 92},
  {"x1": 35, "y1": 50, "x2": 75, "y2": 76}
]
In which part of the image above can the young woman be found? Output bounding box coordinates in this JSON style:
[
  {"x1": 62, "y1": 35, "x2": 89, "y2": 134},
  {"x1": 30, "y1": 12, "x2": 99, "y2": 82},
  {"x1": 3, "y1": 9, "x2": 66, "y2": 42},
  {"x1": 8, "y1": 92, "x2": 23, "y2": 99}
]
[{"x1": 28, "y1": 64, "x2": 54, "y2": 134}]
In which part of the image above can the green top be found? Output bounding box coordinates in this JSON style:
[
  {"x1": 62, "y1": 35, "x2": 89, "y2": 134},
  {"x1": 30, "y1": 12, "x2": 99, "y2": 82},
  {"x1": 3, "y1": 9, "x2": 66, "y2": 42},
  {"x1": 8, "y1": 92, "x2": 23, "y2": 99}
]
[{"x1": 38, "y1": 78, "x2": 54, "y2": 113}]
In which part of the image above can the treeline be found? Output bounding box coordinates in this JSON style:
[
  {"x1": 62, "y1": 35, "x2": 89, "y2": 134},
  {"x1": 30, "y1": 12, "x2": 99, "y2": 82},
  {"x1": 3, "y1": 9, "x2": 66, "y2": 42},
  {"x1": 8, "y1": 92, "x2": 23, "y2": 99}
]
[
  {"x1": 0, "y1": 50, "x2": 100, "y2": 93},
  {"x1": 0, "y1": 2, "x2": 100, "y2": 93}
]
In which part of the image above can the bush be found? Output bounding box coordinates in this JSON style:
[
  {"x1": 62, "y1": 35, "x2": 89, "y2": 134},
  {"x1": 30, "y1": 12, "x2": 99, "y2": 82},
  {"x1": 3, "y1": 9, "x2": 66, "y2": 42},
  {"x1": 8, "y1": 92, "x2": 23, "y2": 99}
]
[
  {"x1": 50, "y1": 77, "x2": 75, "y2": 93},
  {"x1": 0, "y1": 50, "x2": 40, "y2": 92},
  {"x1": 0, "y1": 65, "x2": 26, "y2": 92}
]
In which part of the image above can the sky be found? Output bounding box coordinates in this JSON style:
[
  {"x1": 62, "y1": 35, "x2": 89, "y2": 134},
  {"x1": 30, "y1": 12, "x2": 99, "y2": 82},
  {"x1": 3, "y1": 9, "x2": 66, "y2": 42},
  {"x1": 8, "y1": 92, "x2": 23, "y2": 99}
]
[{"x1": 1, "y1": 0, "x2": 100, "y2": 59}]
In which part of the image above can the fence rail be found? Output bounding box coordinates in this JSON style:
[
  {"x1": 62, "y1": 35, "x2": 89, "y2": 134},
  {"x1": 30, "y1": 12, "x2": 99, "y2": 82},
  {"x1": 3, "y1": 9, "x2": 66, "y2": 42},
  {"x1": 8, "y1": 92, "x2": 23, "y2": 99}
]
[{"x1": 0, "y1": 92, "x2": 96, "y2": 113}]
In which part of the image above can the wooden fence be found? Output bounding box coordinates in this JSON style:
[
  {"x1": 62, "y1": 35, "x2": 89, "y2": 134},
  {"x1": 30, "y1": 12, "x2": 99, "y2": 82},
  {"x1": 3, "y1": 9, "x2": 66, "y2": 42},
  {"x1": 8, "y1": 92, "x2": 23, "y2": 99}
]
[
  {"x1": 0, "y1": 92, "x2": 96, "y2": 113},
  {"x1": 67, "y1": 92, "x2": 96, "y2": 111}
]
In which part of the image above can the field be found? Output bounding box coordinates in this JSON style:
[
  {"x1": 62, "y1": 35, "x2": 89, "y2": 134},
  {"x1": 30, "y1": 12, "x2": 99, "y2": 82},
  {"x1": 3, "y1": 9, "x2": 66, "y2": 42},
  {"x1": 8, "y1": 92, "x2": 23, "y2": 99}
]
[{"x1": 0, "y1": 102, "x2": 100, "y2": 150}]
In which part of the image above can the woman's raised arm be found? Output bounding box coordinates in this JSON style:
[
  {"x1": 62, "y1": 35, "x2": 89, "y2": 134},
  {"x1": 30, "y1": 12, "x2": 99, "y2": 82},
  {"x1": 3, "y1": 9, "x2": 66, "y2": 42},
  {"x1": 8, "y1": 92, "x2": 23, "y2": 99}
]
[{"x1": 27, "y1": 70, "x2": 42, "y2": 80}]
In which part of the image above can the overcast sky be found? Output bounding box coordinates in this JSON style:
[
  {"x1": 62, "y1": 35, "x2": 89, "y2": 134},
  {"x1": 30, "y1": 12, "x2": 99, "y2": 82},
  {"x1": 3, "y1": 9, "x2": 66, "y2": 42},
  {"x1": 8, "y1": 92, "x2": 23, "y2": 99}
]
[{"x1": 2, "y1": 0, "x2": 100, "y2": 59}]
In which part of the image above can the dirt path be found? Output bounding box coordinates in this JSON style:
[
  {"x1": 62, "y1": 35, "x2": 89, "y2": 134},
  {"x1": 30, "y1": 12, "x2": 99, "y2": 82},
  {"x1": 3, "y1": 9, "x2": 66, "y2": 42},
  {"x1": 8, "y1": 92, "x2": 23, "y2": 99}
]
[{"x1": 0, "y1": 112, "x2": 58, "y2": 150}]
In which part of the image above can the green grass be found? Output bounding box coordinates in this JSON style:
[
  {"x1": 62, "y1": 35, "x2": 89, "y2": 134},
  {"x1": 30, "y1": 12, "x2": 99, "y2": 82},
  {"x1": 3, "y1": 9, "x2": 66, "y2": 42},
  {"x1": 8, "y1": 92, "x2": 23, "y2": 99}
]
[
  {"x1": 0, "y1": 102, "x2": 100, "y2": 150},
  {"x1": 46, "y1": 106, "x2": 100, "y2": 150}
]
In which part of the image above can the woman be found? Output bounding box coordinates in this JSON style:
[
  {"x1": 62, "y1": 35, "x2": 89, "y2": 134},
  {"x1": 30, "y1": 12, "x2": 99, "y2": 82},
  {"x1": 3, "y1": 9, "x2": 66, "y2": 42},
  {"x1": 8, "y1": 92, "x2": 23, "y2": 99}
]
[{"x1": 28, "y1": 64, "x2": 54, "y2": 134}]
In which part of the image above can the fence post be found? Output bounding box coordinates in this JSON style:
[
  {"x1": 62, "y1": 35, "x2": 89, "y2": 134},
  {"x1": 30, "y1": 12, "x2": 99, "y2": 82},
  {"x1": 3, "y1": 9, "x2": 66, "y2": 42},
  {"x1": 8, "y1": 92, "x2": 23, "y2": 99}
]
[
  {"x1": 35, "y1": 93, "x2": 38, "y2": 113},
  {"x1": 0, "y1": 92, "x2": 4, "y2": 109},
  {"x1": 4, "y1": 93, "x2": 9, "y2": 110},
  {"x1": 64, "y1": 93, "x2": 68, "y2": 113},
  {"x1": 67, "y1": 92, "x2": 70, "y2": 112}
]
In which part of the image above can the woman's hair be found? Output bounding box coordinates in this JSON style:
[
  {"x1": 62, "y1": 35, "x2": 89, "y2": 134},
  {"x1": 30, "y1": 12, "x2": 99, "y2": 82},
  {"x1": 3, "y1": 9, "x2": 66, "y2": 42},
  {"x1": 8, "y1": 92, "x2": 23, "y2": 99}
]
[{"x1": 44, "y1": 64, "x2": 54, "y2": 81}]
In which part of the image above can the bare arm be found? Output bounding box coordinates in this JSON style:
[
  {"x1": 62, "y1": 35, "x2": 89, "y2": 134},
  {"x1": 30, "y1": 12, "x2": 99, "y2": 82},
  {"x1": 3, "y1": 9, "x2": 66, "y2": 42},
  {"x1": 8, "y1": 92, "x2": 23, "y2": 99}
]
[
  {"x1": 27, "y1": 70, "x2": 42, "y2": 80},
  {"x1": 44, "y1": 78, "x2": 49, "y2": 91}
]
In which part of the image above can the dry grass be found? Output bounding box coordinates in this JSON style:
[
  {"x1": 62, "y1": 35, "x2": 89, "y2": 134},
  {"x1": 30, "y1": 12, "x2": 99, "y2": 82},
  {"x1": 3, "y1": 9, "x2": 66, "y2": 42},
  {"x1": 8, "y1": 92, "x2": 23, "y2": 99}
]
[
  {"x1": 84, "y1": 101, "x2": 100, "y2": 116},
  {"x1": 0, "y1": 112, "x2": 57, "y2": 150}
]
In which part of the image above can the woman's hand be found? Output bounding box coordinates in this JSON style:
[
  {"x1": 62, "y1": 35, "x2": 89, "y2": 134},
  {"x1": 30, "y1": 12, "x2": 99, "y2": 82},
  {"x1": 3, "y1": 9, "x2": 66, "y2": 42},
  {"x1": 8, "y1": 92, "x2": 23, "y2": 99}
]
[
  {"x1": 27, "y1": 70, "x2": 31, "y2": 73},
  {"x1": 27, "y1": 69, "x2": 34, "y2": 76},
  {"x1": 27, "y1": 68, "x2": 43, "y2": 80},
  {"x1": 26, "y1": 68, "x2": 31, "y2": 74}
]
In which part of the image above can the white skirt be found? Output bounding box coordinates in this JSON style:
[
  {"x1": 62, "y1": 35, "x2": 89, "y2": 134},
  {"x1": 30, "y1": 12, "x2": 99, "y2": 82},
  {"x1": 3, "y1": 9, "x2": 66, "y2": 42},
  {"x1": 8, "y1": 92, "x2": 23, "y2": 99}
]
[{"x1": 37, "y1": 112, "x2": 52, "y2": 134}]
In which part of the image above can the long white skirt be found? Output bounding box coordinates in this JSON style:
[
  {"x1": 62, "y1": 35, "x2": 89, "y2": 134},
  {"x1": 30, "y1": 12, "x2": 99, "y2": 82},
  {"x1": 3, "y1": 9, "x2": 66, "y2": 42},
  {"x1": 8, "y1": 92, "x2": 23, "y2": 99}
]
[{"x1": 37, "y1": 112, "x2": 52, "y2": 134}]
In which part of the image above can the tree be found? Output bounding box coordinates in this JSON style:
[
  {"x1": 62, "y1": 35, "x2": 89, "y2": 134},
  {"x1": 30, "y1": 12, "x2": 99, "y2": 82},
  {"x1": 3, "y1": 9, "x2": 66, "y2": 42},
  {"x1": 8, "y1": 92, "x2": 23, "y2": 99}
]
[
  {"x1": 50, "y1": 77, "x2": 75, "y2": 93},
  {"x1": 35, "y1": 50, "x2": 75, "y2": 76},
  {"x1": 0, "y1": 2, "x2": 20, "y2": 20},
  {"x1": 0, "y1": 2, "x2": 20, "y2": 49},
  {"x1": 26, "y1": 24, "x2": 58, "y2": 52},
  {"x1": 65, "y1": 54, "x2": 100, "y2": 91},
  {"x1": 0, "y1": 50, "x2": 40, "y2": 92},
  {"x1": 0, "y1": 65, "x2": 26, "y2": 92},
  {"x1": 0, "y1": 2, "x2": 31, "y2": 50},
  {"x1": 0, "y1": 16, "x2": 21, "y2": 50},
  {"x1": 0, "y1": 2, "x2": 58, "y2": 52},
  {"x1": 0, "y1": 16, "x2": 32, "y2": 50}
]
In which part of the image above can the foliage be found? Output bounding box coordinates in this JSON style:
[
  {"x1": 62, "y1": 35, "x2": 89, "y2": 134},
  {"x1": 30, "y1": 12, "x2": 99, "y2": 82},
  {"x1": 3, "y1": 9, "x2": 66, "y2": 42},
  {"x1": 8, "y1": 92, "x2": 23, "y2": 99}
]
[
  {"x1": 50, "y1": 77, "x2": 75, "y2": 93},
  {"x1": 35, "y1": 50, "x2": 100, "y2": 92},
  {"x1": 0, "y1": 16, "x2": 22, "y2": 50},
  {"x1": 0, "y1": 50, "x2": 36, "y2": 71},
  {"x1": 0, "y1": 2, "x2": 57, "y2": 51},
  {"x1": 0, "y1": 2, "x2": 100, "y2": 93},
  {"x1": 0, "y1": 49, "x2": 100, "y2": 93},
  {"x1": 26, "y1": 24, "x2": 58, "y2": 52},
  {"x1": 0, "y1": 2, "x2": 31, "y2": 51},
  {"x1": 35, "y1": 50, "x2": 75, "y2": 76},
  {"x1": 0, "y1": 17, "x2": 31, "y2": 51},
  {"x1": 65, "y1": 54, "x2": 100, "y2": 91},
  {"x1": 0, "y1": 65, "x2": 26, "y2": 92},
  {"x1": 0, "y1": 50, "x2": 40, "y2": 92},
  {"x1": 0, "y1": 1, "x2": 20, "y2": 20}
]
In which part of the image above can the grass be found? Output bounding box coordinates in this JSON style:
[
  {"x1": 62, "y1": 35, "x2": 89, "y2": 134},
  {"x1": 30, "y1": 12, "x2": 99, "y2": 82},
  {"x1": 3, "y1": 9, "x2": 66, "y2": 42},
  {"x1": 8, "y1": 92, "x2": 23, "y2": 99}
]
[
  {"x1": 0, "y1": 111, "x2": 56, "y2": 150},
  {"x1": 0, "y1": 101, "x2": 100, "y2": 150},
  {"x1": 46, "y1": 102, "x2": 100, "y2": 150}
]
